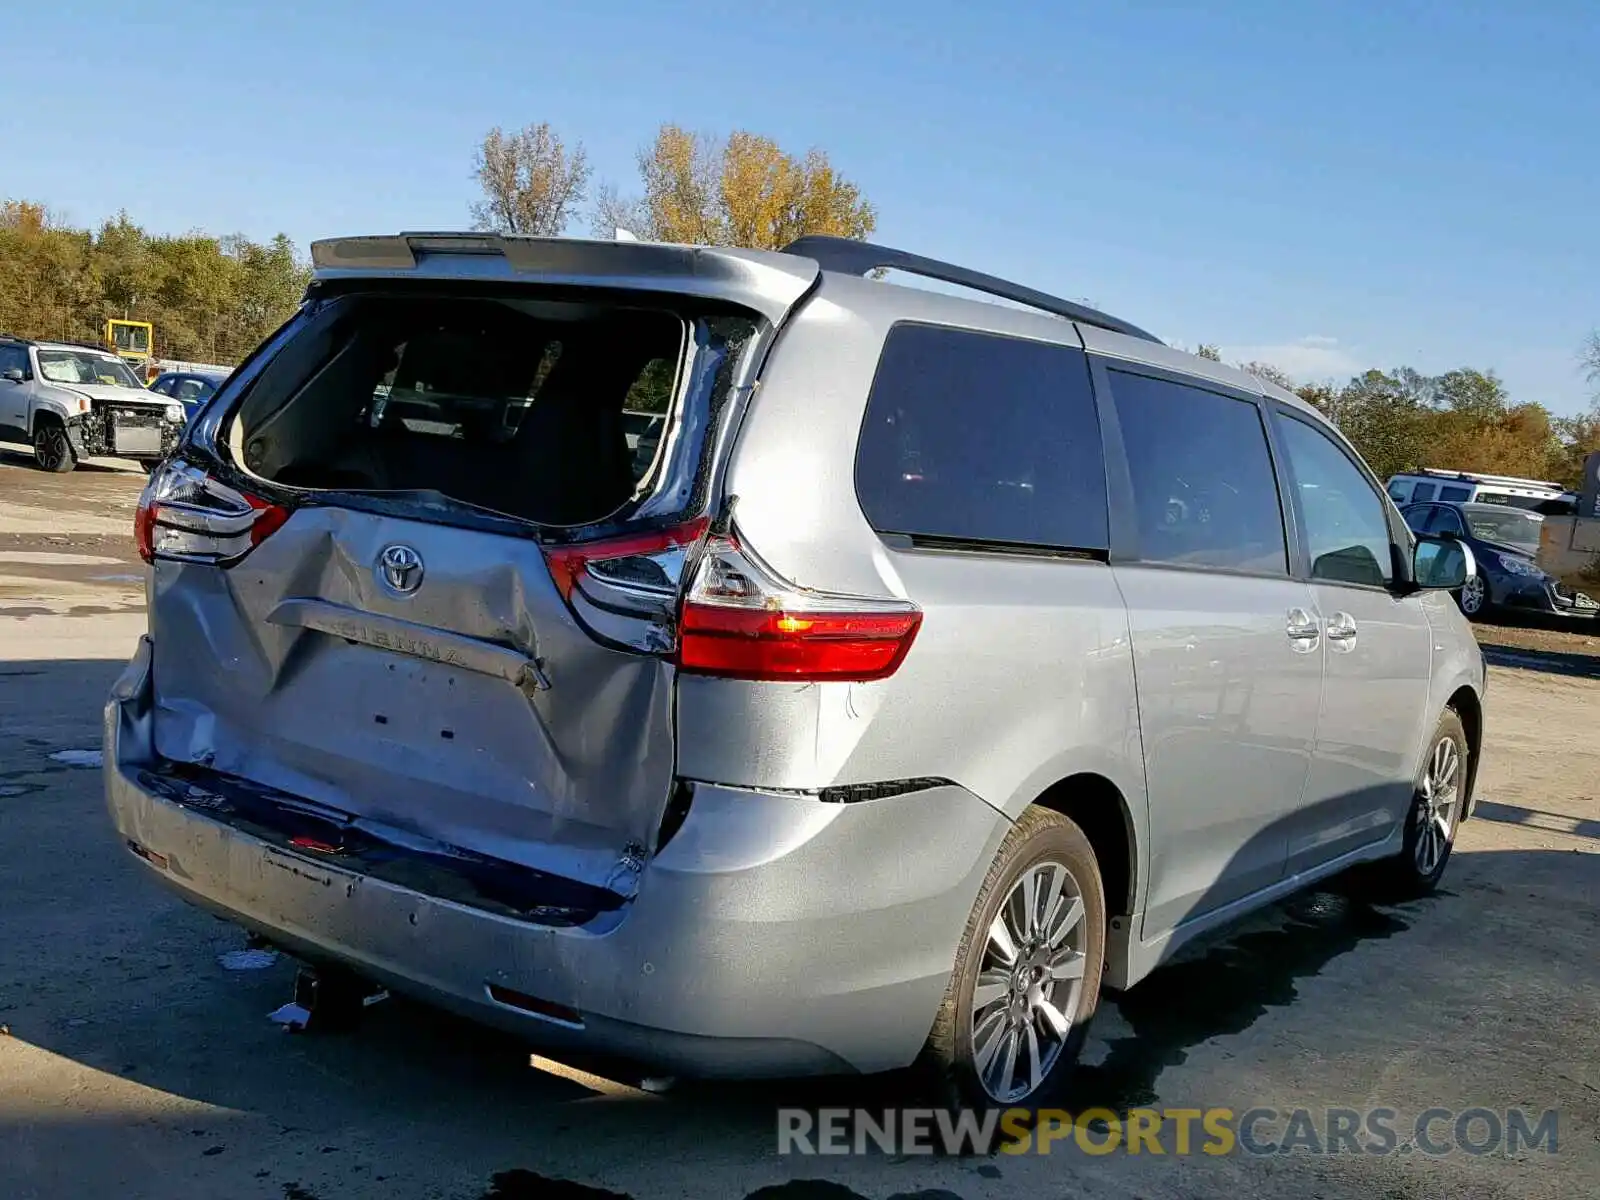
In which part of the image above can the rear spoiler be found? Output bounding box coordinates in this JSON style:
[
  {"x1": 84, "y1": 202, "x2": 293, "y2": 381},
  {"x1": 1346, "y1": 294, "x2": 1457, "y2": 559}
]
[{"x1": 308, "y1": 233, "x2": 820, "y2": 326}]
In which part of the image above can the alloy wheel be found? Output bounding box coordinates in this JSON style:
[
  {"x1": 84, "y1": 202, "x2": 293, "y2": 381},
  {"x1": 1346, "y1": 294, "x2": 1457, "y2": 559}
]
[
  {"x1": 1414, "y1": 736, "x2": 1461, "y2": 876},
  {"x1": 969, "y1": 860, "x2": 1088, "y2": 1103},
  {"x1": 1459, "y1": 574, "x2": 1486, "y2": 615},
  {"x1": 34, "y1": 425, "x2": 71, "y2": 471}
]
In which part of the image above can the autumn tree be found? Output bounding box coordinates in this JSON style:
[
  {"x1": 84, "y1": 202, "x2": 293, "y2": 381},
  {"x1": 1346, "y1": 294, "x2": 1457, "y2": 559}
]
[
  {"x1": 596, "y1": 125, "x2": 876, "y2": 250},
  {"x1": 1327, "y1": 370, "x2": 1433, "y2": 482},
  {"x1": 0, "y1": 198, "x2": 308, "y2": 364},
  {"x1": 470, "y1": 123, "x2": 591, "y2": 236},
  {"x1": 1434, "y1": 368, "x2": 1509, "y2": 420}
]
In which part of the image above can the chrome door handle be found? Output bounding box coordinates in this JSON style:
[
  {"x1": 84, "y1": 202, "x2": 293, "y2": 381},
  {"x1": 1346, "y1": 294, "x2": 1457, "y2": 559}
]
[
  {"x1": 1286, "y1": 607, "x2": 1321, "y2": 651},
  {"x1": 1326, "y1": 611, "x2": 1358, "y2": 647}
]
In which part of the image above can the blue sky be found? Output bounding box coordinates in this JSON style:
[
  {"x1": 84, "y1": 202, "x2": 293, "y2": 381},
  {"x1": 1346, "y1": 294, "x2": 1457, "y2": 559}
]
[{"x1": 5, "y1": 0, "x2": 1597, "y2": 412}]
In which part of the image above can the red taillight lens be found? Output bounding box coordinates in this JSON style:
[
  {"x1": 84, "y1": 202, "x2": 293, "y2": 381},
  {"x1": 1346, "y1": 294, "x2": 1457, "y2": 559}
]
[
  {"x1": 136, "y1": 461, "x2": 291, "y2": 567},
  {"x1": 134, "y1": 501, "x2": 156, "y2": 564},
  {"x1": 676, "y1": 533, "x2": 922, "y2": 682},
  {"x1": 543, "y1": 518, "x2": 709, "y2": 604},
  {"x1": 542, "y1": 519, "x2": 923, "y2": 682},
  {"x1": 679, "y1": 604, "x2": 922, "y2": 681}
]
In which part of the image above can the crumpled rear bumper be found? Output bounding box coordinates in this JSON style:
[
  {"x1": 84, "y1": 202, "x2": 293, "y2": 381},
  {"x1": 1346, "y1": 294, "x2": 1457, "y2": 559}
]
[{"x1": 103, "y1": 637, "x2": 1009, "y2": 1078}]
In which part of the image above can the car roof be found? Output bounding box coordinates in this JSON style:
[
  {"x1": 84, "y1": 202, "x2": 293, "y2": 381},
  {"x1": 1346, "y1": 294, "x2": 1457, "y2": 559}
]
[
  {"x1": 812, "y1": 269, "x2": 1326, "y2": 420},
  {"x1": 308, "y1": 231, "x2": 1329, "y2": 424}
]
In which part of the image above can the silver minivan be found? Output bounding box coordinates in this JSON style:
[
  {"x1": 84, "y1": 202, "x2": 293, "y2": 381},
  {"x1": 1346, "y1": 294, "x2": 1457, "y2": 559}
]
[{"x1": 105, "y1": 233, "x2": 1485, "y2": 1108}]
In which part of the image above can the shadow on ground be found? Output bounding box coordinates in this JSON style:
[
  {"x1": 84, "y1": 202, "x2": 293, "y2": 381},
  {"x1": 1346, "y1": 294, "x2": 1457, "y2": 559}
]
[{"x1": 3, "y1": 657, "x2": 1596, "y2": 1200}]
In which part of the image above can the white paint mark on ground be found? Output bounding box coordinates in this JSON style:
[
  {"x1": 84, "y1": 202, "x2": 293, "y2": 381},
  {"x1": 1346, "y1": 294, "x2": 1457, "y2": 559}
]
[
  {"x1": 218, "y1": 949, "x2": 279, "y2": 972},
  {"x1": 49, "y1": 750, "x2": 103, "y2": 768},
  {"x1": 0, "y1": 552, "x2": 127, "y2": 566},
  {"x1": 267, "y1": 1002, "x2": 310, "y2": 1030}
]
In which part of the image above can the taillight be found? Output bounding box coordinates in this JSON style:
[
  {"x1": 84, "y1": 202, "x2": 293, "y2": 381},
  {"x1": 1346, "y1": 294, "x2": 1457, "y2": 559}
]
[
  {"x1": 542, "y1": 518, "x2": 710, "y2": 652},
  {"x1": 544, "y1": 518, "x2": 709, "y2": 606},
  {"x1": 136, "y1": 460, "x2": 291, "y2": 566},
  {"x1": 543, "y1": 519, "x2": 922, "y2": 681},
  {"x1": 678, "y1": 534, "x2": 922, "y2": 682}
]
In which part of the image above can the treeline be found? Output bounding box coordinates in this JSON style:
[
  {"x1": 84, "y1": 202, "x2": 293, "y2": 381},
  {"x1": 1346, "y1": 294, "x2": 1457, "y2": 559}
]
[
  {"x1": 1223, "y1": 355, "x2": 1600, "y2": 491},
  {"x1": 0, "y1": 201, "x2": 308, "y2": 365},
  {"x1": 7, "y1": 123, "x2": 1599, "y2": 494}
]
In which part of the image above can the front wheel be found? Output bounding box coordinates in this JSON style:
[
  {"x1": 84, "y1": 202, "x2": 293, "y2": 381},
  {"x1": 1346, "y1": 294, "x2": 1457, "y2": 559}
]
[
  {"x1": 1457, "y1": 574, "x2": 1489, "y2": 619},
  {"x1": 921, "y1": 806, "x2": 1106, "y2": 1110},
  {"x1": 1367, "y1": 709, "x2": 1468, "y2": 899},
  {"x1": 33, "y1": 419, "x2": 76, "y2": 473}
]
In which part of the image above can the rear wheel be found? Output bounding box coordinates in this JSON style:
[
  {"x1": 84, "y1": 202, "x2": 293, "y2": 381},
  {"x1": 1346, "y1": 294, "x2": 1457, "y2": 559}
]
[
  {"x1": 922, "y1": 806, "x2": 1106, "y2": 1110},
  {"x1": 33, "y1": 418, "x2": 75, "y2": 473}
]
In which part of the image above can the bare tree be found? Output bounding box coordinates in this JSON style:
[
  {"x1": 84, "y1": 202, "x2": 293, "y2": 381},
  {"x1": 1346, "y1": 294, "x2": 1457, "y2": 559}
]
[
  {"x1": 590, "y1": 181, "x2": 652, "y2": 241},
  {"x1": 470, "y1": 124, "x2": 591, "y2": 236},
  {"x1": 1582, "y1": 330, "x2": 1600, "y2": 389},
  {"x1": 1238, "y1": 360, "x2": 1294, "y2": 389}
]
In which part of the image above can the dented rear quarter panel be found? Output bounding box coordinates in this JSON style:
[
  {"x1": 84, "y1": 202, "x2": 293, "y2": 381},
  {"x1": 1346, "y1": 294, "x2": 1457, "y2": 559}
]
[{"x1": 680, "y1": 273, "x2": 1149, "y2": 889}]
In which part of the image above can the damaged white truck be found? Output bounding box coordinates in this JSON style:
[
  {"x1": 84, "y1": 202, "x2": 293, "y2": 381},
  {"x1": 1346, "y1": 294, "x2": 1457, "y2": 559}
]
[{"x1": 0, "y1": 336, "x2": 187, "y2": 471}]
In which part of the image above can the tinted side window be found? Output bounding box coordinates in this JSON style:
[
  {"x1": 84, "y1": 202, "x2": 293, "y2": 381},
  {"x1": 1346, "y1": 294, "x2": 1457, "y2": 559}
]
[
  {"x1": 0, "y1": 345, "x2": 27, "y2": 376},
  {"x1": 1411, "y1": 482, "x2": 1437, "y2": 502},
  {"x1": 1430, "y1": 506, "x2": 1465, "y2": 536},
  {"x1": 1274, "y1": 414, "x2": 1394, "y2": 587},
  {"x1": 855, "y1": 324, "x2": 1108, "y2": 550},
  {"x1": 1110, "y1": 370, "x2": 1287, "y2": 573},
  {"x1": 1387, "y1": 479, "x2": 1413, "y2": 502},
  {"x1": 1438, "y1": 485, "x2": 1471, "y2": 502},
  {"x1": 1402, "y1": 505, "x2": 1431, "y2": 534}
]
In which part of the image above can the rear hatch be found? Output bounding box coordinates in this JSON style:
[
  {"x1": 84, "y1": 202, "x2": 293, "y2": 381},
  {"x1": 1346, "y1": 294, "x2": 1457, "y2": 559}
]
[{"x1": 137, "y1": 234, "x2": 818, "y2": 902}]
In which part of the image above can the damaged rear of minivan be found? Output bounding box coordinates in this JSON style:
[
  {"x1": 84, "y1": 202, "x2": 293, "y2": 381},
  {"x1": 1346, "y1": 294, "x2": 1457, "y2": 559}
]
[{"x1": 104, "y1": 233, "x2": 993, "y2": 1079}]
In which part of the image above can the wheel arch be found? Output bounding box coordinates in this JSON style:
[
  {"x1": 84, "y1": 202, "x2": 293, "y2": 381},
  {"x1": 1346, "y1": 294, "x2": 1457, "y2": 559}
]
[
  {"x1": 1028, "y1": 772, "x2": 1137, "y2": 920},
  {"x1": 27, "y1": 397, "x2": 76, "y2": 434},
  {"x1": 1447, "y1": 684, "x2": 1484, "y2": 818}
]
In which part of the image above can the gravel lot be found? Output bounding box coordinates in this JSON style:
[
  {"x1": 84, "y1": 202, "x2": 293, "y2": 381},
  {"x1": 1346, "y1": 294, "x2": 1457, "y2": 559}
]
[{"x1": 2, "y1": 450, "x2": 1596, "y2": 1200}]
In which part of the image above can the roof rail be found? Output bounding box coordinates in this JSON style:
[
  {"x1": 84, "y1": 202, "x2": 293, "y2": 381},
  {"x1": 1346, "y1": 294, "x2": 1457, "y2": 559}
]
[
  {"x1": 1418, "y1": 467, "x2": 1564, "y2": 490},
  {"x1": 780, "y1": 235, "x2": 1162, "y2": 344}
]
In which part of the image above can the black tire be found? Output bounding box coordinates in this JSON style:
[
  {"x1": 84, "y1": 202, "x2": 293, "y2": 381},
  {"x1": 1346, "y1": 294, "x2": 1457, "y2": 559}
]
[
  {"x1": 32, "y1": 418, "x2": 75, "y2": 473},
  {"x1": 921, "y1": 805, "x2": 1106, "y2": 1111},
  {"x1": 1368, "y1": 709, "x2": 1469, "y2": 899}
]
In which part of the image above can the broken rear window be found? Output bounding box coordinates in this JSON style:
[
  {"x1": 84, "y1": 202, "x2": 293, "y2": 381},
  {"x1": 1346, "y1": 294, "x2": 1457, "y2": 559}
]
[{"x1": 226, "y1": 293, "x2": 753, "y2": 528}]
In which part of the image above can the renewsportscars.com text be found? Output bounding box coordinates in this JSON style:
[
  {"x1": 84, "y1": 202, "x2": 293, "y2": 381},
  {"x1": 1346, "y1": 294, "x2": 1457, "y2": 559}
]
[{"x1": 777, "y1": 1106, "x2": 1559, "y2": 1157}]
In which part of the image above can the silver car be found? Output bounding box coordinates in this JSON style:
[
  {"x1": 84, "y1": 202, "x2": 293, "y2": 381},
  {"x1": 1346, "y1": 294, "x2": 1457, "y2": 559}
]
[
  {"x1": 0, "y1": 337, "x2": 186, "y2": 471},
  {"x1": 105, "y1": 232, "x2": 1485, "y2": 1107}
]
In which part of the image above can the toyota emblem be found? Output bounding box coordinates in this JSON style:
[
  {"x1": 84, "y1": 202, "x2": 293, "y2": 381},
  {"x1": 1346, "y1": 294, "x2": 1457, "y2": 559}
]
[{"x1": 377, "y1": 544, "x2": 424, "y2": 595}]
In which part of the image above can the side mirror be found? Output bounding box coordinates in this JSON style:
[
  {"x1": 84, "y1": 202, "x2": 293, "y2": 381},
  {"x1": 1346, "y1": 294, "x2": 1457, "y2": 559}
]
[
  {"x1": 1, "y1": 368, "x2": 23, "y2": 384},
  {"x1": 1413, "y1": 534, "x2": 1475, "y2": 591}
]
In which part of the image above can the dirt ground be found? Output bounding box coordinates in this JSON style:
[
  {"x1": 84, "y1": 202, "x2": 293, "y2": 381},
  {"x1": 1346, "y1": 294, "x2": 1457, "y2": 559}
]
[{"x1": 1, "y1": 450, "x2": 1597, "y2": 1200}]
